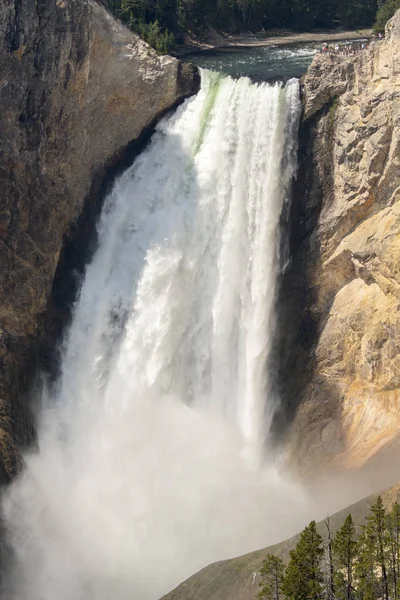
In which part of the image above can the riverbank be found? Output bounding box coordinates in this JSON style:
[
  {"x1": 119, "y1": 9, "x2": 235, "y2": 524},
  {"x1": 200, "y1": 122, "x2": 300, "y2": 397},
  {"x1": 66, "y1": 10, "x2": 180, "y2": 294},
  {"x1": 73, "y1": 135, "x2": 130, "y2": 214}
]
[{"x1": 176, "y1": 28, "x2": 372, "y2": 56}]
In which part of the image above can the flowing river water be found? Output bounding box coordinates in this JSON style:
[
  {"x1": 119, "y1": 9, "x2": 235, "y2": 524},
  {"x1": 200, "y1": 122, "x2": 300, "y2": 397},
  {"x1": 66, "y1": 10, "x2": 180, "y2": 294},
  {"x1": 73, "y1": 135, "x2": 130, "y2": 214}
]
[
  {"x1": 5, "y1": 52, "x2": 320, "y2": 600},
  {"x1": 186, "y1": 43, "x2": 319, "y2": 80}
]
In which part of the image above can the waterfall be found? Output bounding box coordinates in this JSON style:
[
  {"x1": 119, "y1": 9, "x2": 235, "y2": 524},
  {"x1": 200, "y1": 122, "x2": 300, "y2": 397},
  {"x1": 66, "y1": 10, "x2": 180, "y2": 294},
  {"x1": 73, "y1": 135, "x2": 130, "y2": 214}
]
[{"x1": 4, "y1": 71, "x2": 310, "y2": 600}]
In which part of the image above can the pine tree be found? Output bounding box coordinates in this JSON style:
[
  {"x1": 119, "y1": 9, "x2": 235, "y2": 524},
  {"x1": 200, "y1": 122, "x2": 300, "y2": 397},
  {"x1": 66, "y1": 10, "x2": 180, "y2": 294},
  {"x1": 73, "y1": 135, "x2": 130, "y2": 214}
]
[
  {"x1": 354, "y1": 528, "x2": 377, "y2": 600},
  {"x1": 105, "y1": 0, "x2": 380, "y2": 48},
  {"x1": 386, "y1": 502, "x2": 400, "y2": 599},
  {"x1": 282, "y1": 520, "x2": 324, "y2": 600},
  {"x1": 354, "y1": 497, "x2": 390, "y2": 600},
  {"x1": 369, "y1": 496, "x2": 389, "y2": 600},
  {"x1": 332, "y1": 514, "x2": 357, "y2": 600},
  {"x1": 258, "y1": 554, "x2": 285, "y2": 600}
]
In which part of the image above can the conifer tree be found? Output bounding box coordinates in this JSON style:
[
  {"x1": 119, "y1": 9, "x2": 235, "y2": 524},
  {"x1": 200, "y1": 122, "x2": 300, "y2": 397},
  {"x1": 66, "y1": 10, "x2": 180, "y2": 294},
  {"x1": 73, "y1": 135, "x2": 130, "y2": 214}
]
[
  {"x1": 386, "y1": 502, "x2": 400, "y2": 599},
  {"x1": 368, "y1": 496, "x2": 389, "y2": 600},
  {"x1": 258, "y1": 554, "x2": 285, "y2": 600},
  {"x1": 282, "y1": 520, "x2": 324, "y2": 600},
  {"x1": 332, "y1": 514, "x2": 357, "y2": 600},
  {"x1": 354, "y1": 527, "x2": 377, "y2": 600}
]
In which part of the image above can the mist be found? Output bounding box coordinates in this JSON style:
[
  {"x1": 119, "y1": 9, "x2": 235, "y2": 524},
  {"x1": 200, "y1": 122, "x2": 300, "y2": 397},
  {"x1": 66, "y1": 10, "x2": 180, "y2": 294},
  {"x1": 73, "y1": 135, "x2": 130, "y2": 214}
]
[{"x1": 2, "y1": 72, "x2": 316, "y2": 600}]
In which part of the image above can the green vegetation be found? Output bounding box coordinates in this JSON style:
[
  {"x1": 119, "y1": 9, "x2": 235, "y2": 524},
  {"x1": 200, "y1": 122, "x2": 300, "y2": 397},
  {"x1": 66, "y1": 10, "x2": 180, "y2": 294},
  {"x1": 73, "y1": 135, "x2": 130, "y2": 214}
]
[
  {"x1": 104, "y1": 0, "x2": 400, "y2": 53},
  {"x1": 257, "y1": 554, "x2": 285, "y2": 600},
  {"x1": 332, "y1": 515, "x2": 357, "y2": 600},
  {"x1": 374, "y1": 0, "x2": 400, "y2": 32},
  {"x1": 104, "y1": 0, "x2": 380, "y2": 52},
  {"x1": 104, "y1": 0, "x2": 177, "y2": 52},
  {"x1": 282, "y1": 521, "x2": 324, "y2": 600},
  {"x1": 258, "y1": 498, "x2": 400, "y2": 600}
]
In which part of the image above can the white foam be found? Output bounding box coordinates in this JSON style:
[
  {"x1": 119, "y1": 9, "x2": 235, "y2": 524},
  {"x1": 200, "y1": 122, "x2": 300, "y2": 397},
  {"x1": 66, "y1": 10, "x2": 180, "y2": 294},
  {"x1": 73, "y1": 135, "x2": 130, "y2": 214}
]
[{"x1": 4, "y1": 72, "x2": 310, "y2": 600}]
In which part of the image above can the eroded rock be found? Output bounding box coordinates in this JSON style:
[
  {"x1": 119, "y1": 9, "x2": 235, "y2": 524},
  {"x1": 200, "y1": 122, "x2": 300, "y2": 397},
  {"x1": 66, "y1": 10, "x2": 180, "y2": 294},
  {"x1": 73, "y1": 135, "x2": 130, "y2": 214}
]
[
  {"x1": 0, "y1": 0, "x2": 198, "y2": 479},
  {"x1": 280, "y1": 10, "x2": 400, "y2": 477}
]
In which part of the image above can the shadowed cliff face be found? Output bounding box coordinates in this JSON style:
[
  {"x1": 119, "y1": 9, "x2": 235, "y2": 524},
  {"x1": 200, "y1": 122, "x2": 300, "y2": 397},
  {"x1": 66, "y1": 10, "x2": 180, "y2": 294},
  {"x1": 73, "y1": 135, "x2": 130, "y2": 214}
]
[
  {"x1": 0, "y1": 0, "x2": 199, "y2": 480},
  {"x1": 276, "y1": 10, "x2": 400, "y2": 480}
]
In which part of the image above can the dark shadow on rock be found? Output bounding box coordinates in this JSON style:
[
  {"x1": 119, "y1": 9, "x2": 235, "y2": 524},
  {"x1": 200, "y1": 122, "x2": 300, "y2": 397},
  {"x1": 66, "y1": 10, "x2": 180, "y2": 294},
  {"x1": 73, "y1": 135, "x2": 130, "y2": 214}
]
[
  {"x1": 0, "y1": 110, "x2": 203, "y2": 598},
  {"x1": 38, "y1": 96, "x2": 197, "y2": 385},
  {"x1": 269, "y1": 92, "x2": 339, "y2": 448}
]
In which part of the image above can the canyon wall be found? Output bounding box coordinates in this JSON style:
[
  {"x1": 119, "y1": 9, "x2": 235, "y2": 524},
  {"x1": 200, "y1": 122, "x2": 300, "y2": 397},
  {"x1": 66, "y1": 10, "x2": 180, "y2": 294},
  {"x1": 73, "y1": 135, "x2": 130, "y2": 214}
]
[
  {"x1": 162, "y1": 13, "x2": 400, "y2": 600},
  {"x1": 1, "y1": 0, "x2": 398, "y2": 497},
  {"x1": 0, "y1": 0, "x2": 198, "y2": 480},
  {"x1": 277, "y1": 11, "x2": 400, "y2": 480}
]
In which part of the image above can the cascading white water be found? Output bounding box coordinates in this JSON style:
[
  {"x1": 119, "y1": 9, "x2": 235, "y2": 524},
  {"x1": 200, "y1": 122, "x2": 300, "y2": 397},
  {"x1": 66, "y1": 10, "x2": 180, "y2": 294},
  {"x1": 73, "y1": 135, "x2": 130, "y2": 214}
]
[{"x1": 4, "y1": 71, "x2": 312, "y2": 600}]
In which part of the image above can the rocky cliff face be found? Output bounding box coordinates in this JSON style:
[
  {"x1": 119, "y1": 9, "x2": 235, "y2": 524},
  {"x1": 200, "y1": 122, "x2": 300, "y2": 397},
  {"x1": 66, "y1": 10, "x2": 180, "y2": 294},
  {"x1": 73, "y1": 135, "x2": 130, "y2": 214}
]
[
  {"x1": 0, "y1": 0, "x2": 198, "y2": 480},
  {"x1": 278, "y1": 11, "x2": 400, "y2": 479},
  {"x1": 160, "y1": 19, "x2": 400, "y2": 600}
]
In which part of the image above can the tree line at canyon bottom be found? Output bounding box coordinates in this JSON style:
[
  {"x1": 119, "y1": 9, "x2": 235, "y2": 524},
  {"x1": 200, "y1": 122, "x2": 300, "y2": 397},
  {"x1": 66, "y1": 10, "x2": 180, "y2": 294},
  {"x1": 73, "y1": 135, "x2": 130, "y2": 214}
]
[
  {"x1": 104, "y1": 0, "x2": 399, "y2": 53},
  {"x1": 258, "y1": 496, "x2": 400, "y2": 600}
]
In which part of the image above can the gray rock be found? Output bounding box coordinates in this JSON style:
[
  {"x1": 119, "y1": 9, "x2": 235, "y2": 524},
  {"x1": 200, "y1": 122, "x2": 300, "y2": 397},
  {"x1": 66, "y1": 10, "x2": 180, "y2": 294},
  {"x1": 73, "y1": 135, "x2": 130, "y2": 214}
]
[{"x1": 0, "y1": 0, "x2": 198, "y2": 479}]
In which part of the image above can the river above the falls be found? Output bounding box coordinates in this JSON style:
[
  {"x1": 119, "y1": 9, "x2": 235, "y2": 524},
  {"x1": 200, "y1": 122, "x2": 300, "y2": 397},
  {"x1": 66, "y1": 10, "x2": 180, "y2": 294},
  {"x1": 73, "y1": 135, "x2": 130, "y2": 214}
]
[
  {"x1": 185, "y1": 43, "x2": 320, "y2": 81},
  {"x1": 185, "y1": 38, "x2": 367, "y2": 81}
]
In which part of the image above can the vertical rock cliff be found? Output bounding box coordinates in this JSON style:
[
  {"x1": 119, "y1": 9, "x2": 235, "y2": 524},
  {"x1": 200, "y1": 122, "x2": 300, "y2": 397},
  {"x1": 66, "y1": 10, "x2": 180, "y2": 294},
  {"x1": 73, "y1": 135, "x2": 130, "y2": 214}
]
[
  {"x1": 279, "y1": 11, "x2": 400, "y2": 479},
  {"x1": 0, "y1": 0, "x2": 198, "y2": 480}
]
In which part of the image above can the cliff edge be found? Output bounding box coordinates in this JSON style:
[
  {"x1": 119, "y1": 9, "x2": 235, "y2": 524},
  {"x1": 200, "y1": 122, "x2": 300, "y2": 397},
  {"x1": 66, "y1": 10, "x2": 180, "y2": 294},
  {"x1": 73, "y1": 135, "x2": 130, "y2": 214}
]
[
  {"x1": 278, "y1": 10, "x2": 400, "y2": 478},
  {"x1": 0, "y1": 0, "x2": 198, "y2": 480}
]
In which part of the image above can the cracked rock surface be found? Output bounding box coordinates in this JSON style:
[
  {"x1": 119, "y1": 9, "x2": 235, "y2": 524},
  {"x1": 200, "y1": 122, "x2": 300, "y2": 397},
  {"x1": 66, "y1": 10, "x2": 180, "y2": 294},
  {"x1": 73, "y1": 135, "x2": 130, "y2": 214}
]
[
  {"x1": 0, "y1": 0, "x2": 198, "y2": 479},
  {"x1": 280, "y1": 10, "x2": 400, "y2": 477},
  {"x1": 281, "y1": 11, "x2": 400, "y2": 474}
]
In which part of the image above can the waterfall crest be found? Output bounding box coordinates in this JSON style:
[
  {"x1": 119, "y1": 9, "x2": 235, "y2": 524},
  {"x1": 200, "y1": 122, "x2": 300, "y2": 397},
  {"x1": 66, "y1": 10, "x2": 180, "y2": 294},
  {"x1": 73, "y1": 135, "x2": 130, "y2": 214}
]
[{"x1": 4, "y1": 71, "x2": 309, "y2": 600}]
